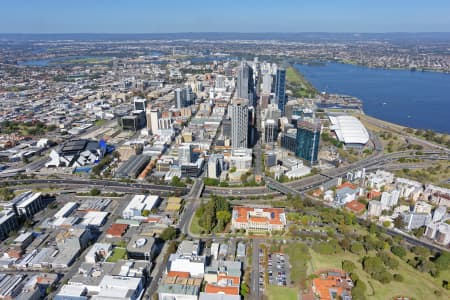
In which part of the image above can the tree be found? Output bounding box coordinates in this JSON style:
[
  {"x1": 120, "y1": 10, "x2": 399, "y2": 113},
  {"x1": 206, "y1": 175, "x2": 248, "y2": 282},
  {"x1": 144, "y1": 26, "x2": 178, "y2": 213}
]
[
  {"x1": 160, "y1": 227, "x2": 177, "y2": 241},
  {"x1": 350, "y1": 242, "x2": 364, "y2": 254},
  {"x1": 171, "y1": 176, "x2": 186, "y2": 188},
  {"x1": 339, "y1": 237, "x2": 351, "y2": 252},
  {"x1": 142, "y1": 209, "x2": 150, "y2": 217},
  {"x1": 362, "y1": 256, "x2": 385, "y2": 275},
  {"x1": 412, "y1": 226, "x2": 426, "y2": 238},
  {"x1": 393, "y1": 274, "x2": 404, "y2": 282},
  {"x1": 393, "y1": 215, "x2": 405, "y2": 229},
  {"x1": 0, "y1": 188, "x2": 15, "y2": 201},
  {"x1": 412, "y1": 246, "x2": 430, "y2": 258},
  {"x1": 382, "y1": 220, "x2": 391, "y2": 228},
  {"x1": 89, "y1": 188, "x2": 101, "y2": 196},
  {"x1": 342, "y1": 260, "x2": 356, "y2": 272},
  {"x1": 391, "y1": 245, "x2": 407, "y2": 258},
  {"x1": 216, "y1": 210, "x2": 231, "y2": 232},
  {"x1": 240, "y1": 282, "x2": 249, "y2": 297}
]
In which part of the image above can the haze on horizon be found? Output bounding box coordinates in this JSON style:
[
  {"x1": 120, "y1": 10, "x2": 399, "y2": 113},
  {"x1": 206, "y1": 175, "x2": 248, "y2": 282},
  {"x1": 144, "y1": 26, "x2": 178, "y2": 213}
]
[{"x1": 1, "y1": 0, "x2": 450, "y2": 34}]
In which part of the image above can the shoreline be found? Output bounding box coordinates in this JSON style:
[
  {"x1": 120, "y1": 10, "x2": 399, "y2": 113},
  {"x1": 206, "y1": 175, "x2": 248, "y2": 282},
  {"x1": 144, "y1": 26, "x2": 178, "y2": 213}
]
[
  {"x1": 292, "y1": 63, "x2": 450, "y2": 135},
  {"x1": 294, "y1": 59, "x2": 450, "y2": 74}
]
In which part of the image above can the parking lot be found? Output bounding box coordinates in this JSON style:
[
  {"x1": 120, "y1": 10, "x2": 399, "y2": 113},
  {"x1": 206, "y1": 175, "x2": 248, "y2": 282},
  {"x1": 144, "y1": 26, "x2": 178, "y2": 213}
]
[
  {"x1": 267, "y1": 252, "x2": 290, "y2": 287},
  {"x1": 257, "y1": 246, "x2": 292, "y2": 295}
]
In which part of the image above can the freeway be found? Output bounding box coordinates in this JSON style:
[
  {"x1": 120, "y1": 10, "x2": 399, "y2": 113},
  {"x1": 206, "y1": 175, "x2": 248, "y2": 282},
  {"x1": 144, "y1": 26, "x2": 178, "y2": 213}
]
[
  {"x1": 362, "y1": 115, "x2": 450, "y2": 153},
  {"x1": 2, "y1": 178, "x2": 188, "y2": 194},
  {"x1": 179, "y1": 179, "x2": 204, "y2": 235}
]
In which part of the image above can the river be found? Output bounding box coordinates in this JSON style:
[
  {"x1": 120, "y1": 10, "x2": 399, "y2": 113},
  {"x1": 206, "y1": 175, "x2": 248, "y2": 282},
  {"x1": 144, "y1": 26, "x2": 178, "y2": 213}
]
[{"x1": 294, "y1": 62, "x2": 450, "y2": 133}]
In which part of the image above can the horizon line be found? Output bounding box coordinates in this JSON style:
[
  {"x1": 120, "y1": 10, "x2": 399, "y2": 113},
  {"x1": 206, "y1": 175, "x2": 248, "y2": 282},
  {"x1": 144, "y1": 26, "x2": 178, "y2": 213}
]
[{"x1": 1, "y1": 31, "x2": 450, "y2": 35}]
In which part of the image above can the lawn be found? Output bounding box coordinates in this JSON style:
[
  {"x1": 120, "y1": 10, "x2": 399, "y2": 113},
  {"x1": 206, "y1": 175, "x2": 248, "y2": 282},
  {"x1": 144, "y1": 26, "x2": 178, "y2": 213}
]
[
  {"x1": 189, "y1": 213, "x2": 203, "y2": 236},
  {"x1": 286, "y1": 66, "x2": 303, "y2": 85},
  {"x1": 283, "y1": 243, "x2": 310, "y2": 288},
  {"x1": 266, "y1": 286, "x2": 298, "y2": 300},
  {"x1": 106, "y1": 247, "x2": 127, "y2": 262},
  {"x1": 309, "y1": 249, "x2": 449, "y2": 300}
]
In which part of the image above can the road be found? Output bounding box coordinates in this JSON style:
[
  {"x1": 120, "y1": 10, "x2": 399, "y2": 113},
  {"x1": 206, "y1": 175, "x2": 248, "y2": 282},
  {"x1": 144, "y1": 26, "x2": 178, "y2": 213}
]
[
  {"x1": 2, "y1": 178, "x2": 188, "y2": 194},
  {"x1": 250, "y1": 239, "x2": 262, "y2": 300}
]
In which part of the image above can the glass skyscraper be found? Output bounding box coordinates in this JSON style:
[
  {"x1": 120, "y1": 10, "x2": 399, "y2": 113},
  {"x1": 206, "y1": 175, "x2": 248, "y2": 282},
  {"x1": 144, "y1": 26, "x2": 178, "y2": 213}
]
[
  {"x1": 275, "y1": 68, "x2": 286, "y2": 114},
  {"x1": 295, "y1": 121, "x2": 321, "y2": 165}
]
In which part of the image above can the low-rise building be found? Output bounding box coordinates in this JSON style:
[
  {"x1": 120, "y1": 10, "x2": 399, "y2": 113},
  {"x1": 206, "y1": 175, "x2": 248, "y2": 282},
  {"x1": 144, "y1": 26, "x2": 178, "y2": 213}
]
[
  {"x1": 231, "y1": 207, "x2": 286, "y2": 232},
  {"x1": 122, "y1": 195, "x2": 160, "y2": 219},
  {"x1": 158, "y1": 272, "x2": 202, "y2": 300},
  {"x1": 311, "y1": 269, "x2": 353, "y2": 300}
]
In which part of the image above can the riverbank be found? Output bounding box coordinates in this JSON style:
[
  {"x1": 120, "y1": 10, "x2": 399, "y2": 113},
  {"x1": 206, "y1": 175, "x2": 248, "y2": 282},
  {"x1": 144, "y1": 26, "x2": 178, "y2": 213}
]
[
  {"x1": 286, "y1": 65, "x2": 317, "y2": 97},
  {"x1": 294, "y1": 62, "x2": 450, "y2": 133},
  {"x1": 308, "y1": 58, "x2": 450, "y2": 74}
]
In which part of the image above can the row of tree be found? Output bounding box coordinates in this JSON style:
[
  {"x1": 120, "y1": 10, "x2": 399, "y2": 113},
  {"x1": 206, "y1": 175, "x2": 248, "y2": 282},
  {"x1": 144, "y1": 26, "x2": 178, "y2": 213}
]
[{"x1": 195, "y1": 195, "x2": 231, "y2": 233}]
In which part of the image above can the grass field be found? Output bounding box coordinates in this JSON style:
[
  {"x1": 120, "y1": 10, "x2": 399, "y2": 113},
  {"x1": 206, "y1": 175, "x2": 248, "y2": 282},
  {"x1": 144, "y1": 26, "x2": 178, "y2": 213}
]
[
  {"x1": 283, "y1": 243, "x2": 310, "y2": 287},
  {"x1": 106, "y1": 247, "x2": 127, "y2": 262},
  {"x1": 309, "y1": 249, "x2": 449, "y2": 300},
  {"x1": 266, "y1": 286, "x2": 298, "y2": 300},
  {"x1": 286, "y1": 66, "x2": 317, "y2": 97},
  {"x1": 189, "y1": 213, "x2": 203, "y2": 236},
  {"x1": 286, "y1": 66, "x2": 303, "y2": 85}
]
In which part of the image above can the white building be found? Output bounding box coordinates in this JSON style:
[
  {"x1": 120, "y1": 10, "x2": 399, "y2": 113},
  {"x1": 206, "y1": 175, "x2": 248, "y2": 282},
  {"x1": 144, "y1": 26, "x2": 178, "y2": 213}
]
[
  {"x1": 380, "y1": 190, "x2": 400, "y2": 210},
  {"x1": 402, "y1": 212, "x2": 431, "y2": 230},
  {"x1": 85, "y1": 243, "x2": 112, "y2": 264},
  {"x1": 425, "y1": 223, "x2": 450, "y2": 246},
  {"x1": 329, "y1": 115, "x2": 369, "y2": 147},
  {"x1": 229, "y1": 98, "x2": 249, "y2": 149},
  {"x1": 207, "y1": 154, "x2": 224, "y2": 179},
  {"x1": 147, "y1": 108, "x2": 161, "y2": 135},
  {"x1": 122, "y1": 195, "x2": 160, "y2": 219},
  {"x1": 92, "y1": 275, "x2": 144, "y2": 300},
  {"x1": 229, "y1": 148, "x2": 252, "y2": 171},
  {"x1": 368, "y1": 200, "x2": 383, "y2": 217},
  {"x1": 367, "y1": 170, "x2": 394, "y2": 190},
  {"x1": 414, "y1": 201, "x2": 433, "y2": 214}
]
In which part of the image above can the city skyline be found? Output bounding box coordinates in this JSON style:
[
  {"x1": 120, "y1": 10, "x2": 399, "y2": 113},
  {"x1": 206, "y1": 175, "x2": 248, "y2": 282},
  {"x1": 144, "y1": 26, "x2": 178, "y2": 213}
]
[{"x1": 1, "y1": 0, "x2": 450, "y2": 33}]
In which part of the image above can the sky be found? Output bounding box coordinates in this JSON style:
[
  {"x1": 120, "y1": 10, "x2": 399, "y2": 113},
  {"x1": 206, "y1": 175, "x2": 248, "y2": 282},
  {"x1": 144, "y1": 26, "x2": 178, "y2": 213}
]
[{"x1": 1, "y1": 0, "x2": 450, "y2": 33}]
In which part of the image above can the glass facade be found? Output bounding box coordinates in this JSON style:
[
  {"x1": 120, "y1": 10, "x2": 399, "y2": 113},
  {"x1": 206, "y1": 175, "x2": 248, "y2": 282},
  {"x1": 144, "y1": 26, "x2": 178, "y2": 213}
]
[{"x1": 295, "y1": 123, "x2": 320, "y2": 164}]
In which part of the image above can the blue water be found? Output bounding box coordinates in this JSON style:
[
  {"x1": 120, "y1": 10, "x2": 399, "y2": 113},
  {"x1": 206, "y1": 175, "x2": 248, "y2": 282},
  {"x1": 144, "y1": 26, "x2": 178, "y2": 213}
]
[{"x1": 294, "y1": 62, "x2": 450, "y2": 133}]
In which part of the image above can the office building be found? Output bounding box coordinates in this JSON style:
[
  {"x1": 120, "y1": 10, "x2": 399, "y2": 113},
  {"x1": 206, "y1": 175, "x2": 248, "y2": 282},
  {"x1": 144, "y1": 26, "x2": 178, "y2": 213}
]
[
  {"x1": 121, "y1": 110, "x2": 146, "y2": 131},
  {"x1": 175, "y1": 88, "x2": 186, "y2": 109},
  {"x1": 207, "y1": 154, "x2": 224, "y2": 179},
  {"x1": 147, "y1": 108, "x2": 161, "y2": 135},
  {"x1": 229, "y1": 98, "x2": 249, "y2": 149},
  {"x1": 263, "y1": 119, "x2": 277, "y2": 143},
  {"x1": 229, "y1": 148, "x2": 252, "y2": 171},
  {"x1": 6, "y1": 191, "x2": 46, "y2": 218},
  {"x1": 262, "y1": 73, "x2": 273, "y2": 94},
  {"x1": 178, "y1": 144, "x2": 194, "y2": 165},
  {"x1": 133, "y1": 98, "x2": 147, "y2": 111},
  {"x1": 215, "y1": 75, "x2": 226, "y2": 90},
  {"x1": 281, "y1": 129, "x2": 297, "y2": 153},
  {"x1": 0, "y1": 210, "x2": 19, "y2": 240},
  {"x1": 175, "y1": 86, "x2": 195, "y2": 109},
  {"x1": 235, "y1": 62, "x2": 254, "y2": 102},
  {"x1": 295, "y1": 120, "x2": 321, "y2": 165},
  {"x1": 274, "y1": 68, "x2": 287, "y2": 114},
  {"x1": 222, "y1": 118, "x2": 232, "y2": 138}
]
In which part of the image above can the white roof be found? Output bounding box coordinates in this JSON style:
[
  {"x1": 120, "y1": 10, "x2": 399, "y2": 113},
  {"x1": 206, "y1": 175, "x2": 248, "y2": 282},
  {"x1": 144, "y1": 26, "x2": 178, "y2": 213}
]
[
  {"x1": 54, "y1": 202, "x2": 78, "y2": 219},
  {"x1": 329, "y1": 115, "x2": 369, "y2": 145},
  {"x1": 81, "y1": 211, "x2": 108, "y2": 227}
]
